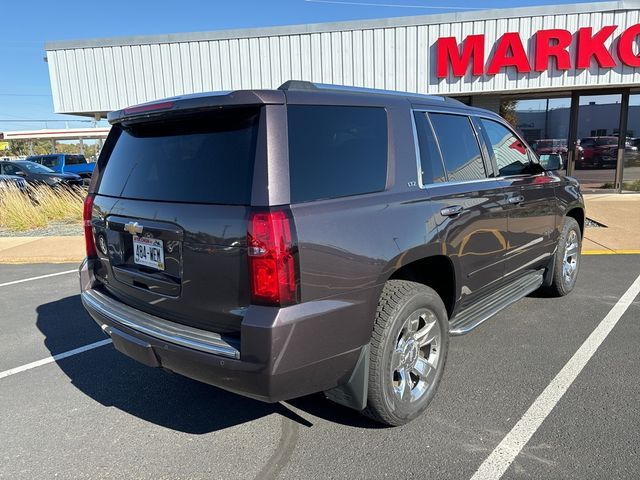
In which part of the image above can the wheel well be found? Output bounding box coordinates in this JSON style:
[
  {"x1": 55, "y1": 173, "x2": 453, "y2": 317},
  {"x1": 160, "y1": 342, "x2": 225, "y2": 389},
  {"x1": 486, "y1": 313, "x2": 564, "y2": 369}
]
[
  {"x1": 389, "y1": 255, "x2": 455, "y2": 317},
  {"x1": 566, "y1": 207, "x2": 585, "y2": 237}
]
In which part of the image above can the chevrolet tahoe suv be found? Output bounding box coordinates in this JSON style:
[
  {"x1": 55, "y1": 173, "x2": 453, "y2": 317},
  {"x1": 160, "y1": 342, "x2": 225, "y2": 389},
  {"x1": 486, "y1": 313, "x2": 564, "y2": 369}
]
[{"x1": 80, "y1": 81, "x2": 584, "y2": 426}]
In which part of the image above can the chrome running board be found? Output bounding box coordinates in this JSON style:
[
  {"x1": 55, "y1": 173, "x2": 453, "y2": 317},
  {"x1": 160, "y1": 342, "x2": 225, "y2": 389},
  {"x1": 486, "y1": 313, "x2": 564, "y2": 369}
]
[{"x1": 449, "y1": 270, "x2": 544, "y2": 335}]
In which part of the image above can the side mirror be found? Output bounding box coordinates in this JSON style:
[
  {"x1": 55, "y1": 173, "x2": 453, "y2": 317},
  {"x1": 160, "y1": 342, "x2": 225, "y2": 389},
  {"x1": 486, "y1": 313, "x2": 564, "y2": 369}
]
[
  {"x1": 538, "y1": 154, "x2": 562, "y2": 171},
  {"x1": 14, "y1": 171, "x2": 26, "y2": 177}
]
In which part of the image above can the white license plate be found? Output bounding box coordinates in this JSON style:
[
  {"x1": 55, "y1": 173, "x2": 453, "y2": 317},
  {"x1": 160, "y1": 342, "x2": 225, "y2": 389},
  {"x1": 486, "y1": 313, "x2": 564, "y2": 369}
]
[{"x1": 133, "y1": 235, "x2": 165, "y2": 270}]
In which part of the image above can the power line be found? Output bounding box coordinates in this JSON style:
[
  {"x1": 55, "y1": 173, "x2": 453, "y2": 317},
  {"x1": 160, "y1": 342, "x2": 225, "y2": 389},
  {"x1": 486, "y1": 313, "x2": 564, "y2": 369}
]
[
  {"x1": 304, "y1": 0, "x2": 486, "y2": 9},
  {"x1": 0, "y1": 119, "x2": 93, "y2": 123},
  {"x1": 0, "y1": 93, "x2": 52, "y2": 97}
]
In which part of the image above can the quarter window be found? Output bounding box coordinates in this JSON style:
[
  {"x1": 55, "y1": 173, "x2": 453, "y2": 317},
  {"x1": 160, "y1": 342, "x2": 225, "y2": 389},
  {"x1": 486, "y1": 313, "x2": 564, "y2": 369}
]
[
  {"x1": 413, "y1": 112, "x2": 445, "y2": 185},
  {"x1": 429, "y1": 113, "x2": 486, "y2": 182},
  {"x1": 287, "y1": 105, "x2": 387, "y2": 203},
  {"x1": 480, "y1": 119, "x2": 530, "y2": 176}
]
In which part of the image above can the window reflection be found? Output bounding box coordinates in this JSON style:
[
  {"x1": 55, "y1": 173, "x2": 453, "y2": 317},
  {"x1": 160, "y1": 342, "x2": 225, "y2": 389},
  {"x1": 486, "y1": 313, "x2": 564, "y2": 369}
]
[
  {"x1": 623, "y1": 94, "x2": 640, "y2": 192},
  {"x1": 574, "y1": 94, "x2": 621, "y2": 189},
  {"x1": 501, "y1": 97, "x2": 571, "y2": 168}
]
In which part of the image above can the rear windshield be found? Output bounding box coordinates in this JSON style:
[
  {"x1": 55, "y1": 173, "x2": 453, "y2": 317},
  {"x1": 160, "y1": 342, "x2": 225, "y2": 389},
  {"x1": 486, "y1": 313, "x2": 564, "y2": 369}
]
[
  {"x1": 65, "y1": 155, "x2": 88, "y2": 165},
  {"x1": 97, "y1": 108, "x2": 260, "y2": 204}
]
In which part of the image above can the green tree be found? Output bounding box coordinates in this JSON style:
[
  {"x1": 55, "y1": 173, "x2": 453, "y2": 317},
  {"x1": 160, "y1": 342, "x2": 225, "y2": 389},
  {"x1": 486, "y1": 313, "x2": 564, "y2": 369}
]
[{"x1": 500, "y1": 100, "x2": 519, "y2": 129}]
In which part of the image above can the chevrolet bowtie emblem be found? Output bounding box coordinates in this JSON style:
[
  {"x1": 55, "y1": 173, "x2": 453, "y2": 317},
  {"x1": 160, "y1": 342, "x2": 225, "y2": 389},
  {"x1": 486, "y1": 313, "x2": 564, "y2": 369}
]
[{"x1": 124, "y1": 222, "x2": 144, "y2": 235}]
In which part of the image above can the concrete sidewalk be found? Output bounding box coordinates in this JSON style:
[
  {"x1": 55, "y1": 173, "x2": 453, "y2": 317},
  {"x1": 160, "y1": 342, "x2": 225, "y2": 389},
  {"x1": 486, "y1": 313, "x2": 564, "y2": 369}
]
[
  {"x1": 583, "y1": 194, "x2": 640, "y2": 254},
  {"x1": 0, "y1": 194, "x2": 638, "y2": 263},
  {"x1": 0, "y1": 236, "x2": 84, "y2": 264}
]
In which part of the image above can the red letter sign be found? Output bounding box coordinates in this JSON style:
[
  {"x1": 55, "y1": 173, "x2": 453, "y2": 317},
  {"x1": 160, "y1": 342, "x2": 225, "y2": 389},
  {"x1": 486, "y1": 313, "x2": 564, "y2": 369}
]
[
  {"x1": 487, "y1": 32, "x2": 532, "y2": 74},
  {"x1": 617, "y1": 23, "x2": 640, "y2": 67},
  {"x1": 535, "y1": 29, "x2": 572, "y2": 71},
  {"x1": 576, "y1": 26, "x2": 617, "y2": 69},
  {"x1": 437, "y1": 34, "x2": 485, "y2": 78}
]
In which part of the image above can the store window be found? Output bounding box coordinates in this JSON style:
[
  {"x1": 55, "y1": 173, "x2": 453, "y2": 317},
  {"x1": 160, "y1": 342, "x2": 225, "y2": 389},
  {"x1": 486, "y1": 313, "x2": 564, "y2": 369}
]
[
  {"x1": 573, "y1": 94, "x2": 622, "y2": 190},
  {"x1": 623, "y1": 93, "x2": 640, "y2": 192}
]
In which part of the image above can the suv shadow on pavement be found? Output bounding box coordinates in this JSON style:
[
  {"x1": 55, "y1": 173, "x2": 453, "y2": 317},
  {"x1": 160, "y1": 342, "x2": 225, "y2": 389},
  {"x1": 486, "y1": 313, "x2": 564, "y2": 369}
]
[{"x1": 36, "y1": 295, "x2": 382, "y2": 432}]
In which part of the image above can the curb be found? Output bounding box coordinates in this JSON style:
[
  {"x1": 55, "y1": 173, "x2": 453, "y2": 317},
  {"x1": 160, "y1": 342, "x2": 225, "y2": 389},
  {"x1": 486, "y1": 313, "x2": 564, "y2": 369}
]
[{"x1": 0, "y1": 257, "x2": 83, "y2": 265}]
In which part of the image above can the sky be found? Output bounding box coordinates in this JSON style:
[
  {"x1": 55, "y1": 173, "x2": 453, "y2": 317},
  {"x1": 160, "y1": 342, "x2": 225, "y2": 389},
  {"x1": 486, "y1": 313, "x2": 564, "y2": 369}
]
[{"x1": 0, "y1": 0, "x2": 607, "y2": 132}]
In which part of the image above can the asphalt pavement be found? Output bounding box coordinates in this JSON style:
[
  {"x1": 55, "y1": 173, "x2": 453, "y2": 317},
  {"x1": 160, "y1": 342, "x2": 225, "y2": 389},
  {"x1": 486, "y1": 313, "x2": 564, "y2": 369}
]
[{"x1": 0, "y1": 256, "x2": 639, "y2": 480}]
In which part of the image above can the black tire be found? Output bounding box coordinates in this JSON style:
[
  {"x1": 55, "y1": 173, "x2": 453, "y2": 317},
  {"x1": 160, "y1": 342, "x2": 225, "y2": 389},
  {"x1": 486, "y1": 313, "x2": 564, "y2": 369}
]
[
  {"x1": 363, "y1": 280, "x2": 449, "y2": 426},
  {"x1": 546, "y1": 217, "x2": 581, "y2": 297}
]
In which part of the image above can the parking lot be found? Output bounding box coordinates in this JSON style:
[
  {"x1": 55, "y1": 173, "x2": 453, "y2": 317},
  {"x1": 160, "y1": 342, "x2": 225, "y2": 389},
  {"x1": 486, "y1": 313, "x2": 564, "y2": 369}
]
[{"x1": 1, "y1": 255, "x2": 639, "y2": 480}]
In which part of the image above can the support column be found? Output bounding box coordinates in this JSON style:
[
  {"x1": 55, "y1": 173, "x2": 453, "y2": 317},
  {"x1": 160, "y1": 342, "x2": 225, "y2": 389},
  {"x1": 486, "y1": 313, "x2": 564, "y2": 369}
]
[{"x1": 615, "y1": 90, "x2": 630, "y2": 192}]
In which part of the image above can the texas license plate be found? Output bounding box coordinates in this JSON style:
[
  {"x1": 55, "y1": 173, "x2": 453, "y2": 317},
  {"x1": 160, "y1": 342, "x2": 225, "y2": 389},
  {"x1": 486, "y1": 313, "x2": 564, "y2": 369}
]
[{"x1": 133, "y1": 235, "x2": 165, "y2": 270}]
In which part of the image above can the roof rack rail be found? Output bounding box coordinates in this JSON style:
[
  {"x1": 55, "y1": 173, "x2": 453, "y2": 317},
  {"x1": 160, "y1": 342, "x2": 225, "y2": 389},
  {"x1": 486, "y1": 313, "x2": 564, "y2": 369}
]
[
  {"x1": 278, "y1": 80, "x2": 319, "y2": 91},
  {"x1": 277, "y1": 80, "x2": 462, "y2": 104}
]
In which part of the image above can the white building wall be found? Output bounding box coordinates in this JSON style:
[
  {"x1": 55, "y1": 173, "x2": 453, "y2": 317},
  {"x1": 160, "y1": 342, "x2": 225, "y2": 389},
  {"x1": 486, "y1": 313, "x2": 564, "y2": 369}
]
[{"x1": 45, "y1": 1, "x2": 640, "y2": 115}]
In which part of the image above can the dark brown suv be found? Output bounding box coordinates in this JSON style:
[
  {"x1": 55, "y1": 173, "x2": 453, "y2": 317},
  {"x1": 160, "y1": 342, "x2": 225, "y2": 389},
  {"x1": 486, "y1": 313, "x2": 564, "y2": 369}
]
[{"x1": 80, "y1": 81, "x2": 584, "y2": 426}]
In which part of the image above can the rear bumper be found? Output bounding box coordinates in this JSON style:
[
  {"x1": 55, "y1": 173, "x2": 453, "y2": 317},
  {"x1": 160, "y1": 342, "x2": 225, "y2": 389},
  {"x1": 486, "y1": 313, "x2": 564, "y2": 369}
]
[{"x1": 79, "y1": 258, "x2": 369, "y2": 403}]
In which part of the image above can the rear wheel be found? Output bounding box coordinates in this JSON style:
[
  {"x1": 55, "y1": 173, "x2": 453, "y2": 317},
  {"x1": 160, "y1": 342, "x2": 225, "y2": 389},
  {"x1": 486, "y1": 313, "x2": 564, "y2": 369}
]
[
  {"x1": 546, "y1": 217, "x2": 581, "y2": 297},
  {"x1": 363, "y1": 280, "x2": 449, "y2": 426}
]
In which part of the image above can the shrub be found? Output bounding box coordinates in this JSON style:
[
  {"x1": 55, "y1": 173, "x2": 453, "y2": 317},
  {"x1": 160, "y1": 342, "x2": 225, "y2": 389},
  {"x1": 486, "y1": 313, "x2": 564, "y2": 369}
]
[{"x1": 0, "y1": 184, "x2": 85, "y2": 232}]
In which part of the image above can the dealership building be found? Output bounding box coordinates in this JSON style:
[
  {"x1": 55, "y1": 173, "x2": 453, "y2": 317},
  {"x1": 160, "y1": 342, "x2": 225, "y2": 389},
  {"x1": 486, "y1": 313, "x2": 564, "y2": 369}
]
[{"x1": 45, "y1": 0, "x2": 640, "y2": 191}]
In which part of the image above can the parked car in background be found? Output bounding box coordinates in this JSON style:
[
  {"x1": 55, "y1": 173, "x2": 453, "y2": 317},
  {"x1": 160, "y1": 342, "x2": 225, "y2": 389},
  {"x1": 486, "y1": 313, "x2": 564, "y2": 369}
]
[
  {"x1": 531, "y1": 139, "x2": 569, "y2": 167},
  {"x1": 26, "y1": 153, "x2": 95, "y2": 181},
  {"x1": 576, "y1": 136, "x2": 619, "y2": 168},
  {"x1": 0, "y1": 160, "x2": 84, "y2": 188},
  {"x1": 0, "y1": 174, "x2": 28, "y2": 193}
]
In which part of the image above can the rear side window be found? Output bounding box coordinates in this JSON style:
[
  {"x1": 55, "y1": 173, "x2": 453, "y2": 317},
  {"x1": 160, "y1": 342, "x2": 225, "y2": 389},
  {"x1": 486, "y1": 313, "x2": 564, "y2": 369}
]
[
  {"x1": 429, "y1": 113, "x2": 486, "y2": 182},
  {"x1": 64, "y1": 155, "x2": 87, "y2": 165},
  {"x1": 287, "y1": 105, "x2": 387, "y2": 203},
  {"x1": 97, "y1": 108, "x2": 260, "y2": 205},
  {"x1": 413, "y1": 112, "x2": 446, "y2": 185},
  {"x1": 479, "y1": 118, "x2": 530, "y2": 176}
]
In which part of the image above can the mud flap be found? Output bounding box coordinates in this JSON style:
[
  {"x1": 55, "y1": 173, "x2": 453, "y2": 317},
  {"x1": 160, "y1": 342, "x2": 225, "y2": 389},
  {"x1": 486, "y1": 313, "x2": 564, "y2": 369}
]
[
  {"x1": 324, "y1": 344, "x2": 369, "y2": 411},
  {"x1": 542, "y1": 247, "x2": 557, "y2": 287}
]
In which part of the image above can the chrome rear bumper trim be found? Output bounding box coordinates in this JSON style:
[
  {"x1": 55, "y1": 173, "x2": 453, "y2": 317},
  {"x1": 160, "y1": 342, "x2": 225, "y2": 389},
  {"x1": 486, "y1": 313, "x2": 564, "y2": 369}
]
[{"x1": 81, "y1": 289, "x2": 240, "y2": 359}]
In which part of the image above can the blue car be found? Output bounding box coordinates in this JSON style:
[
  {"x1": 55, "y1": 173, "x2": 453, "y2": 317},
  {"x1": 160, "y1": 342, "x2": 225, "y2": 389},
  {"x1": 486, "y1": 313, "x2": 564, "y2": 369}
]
[{"x1": 26, "y1": 154, "x2": 95, "y2": 181}]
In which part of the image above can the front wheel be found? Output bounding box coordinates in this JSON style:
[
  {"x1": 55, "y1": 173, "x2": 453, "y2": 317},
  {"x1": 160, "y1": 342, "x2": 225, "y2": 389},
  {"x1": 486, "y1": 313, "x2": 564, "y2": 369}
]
[
  {"x1": 546, "y1": 217, "x2": 582, "y2": 296},
  {"x1": 363, "y1": 280, "x2": 449, "y2": 426}
]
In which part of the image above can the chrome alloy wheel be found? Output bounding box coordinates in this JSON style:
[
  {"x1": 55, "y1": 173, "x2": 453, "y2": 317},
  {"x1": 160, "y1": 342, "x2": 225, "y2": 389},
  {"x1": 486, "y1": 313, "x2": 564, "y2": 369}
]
[
  {"x1": 563, "y1": 229, "x2": 579, "y2": 285},
  {"x1": 391, "y1": 308, "x2": 442, "y2": 403}
]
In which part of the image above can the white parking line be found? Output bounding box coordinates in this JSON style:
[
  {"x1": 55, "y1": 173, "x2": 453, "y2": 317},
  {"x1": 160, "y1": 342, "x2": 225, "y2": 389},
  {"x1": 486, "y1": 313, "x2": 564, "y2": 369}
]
[
  {"x1": 0, "y1": 269, "x2": 76, "y2": 288},
  {"x1": 0, "y1": 339, "x2": 112, "y2": 380},
  {"x1": 470, "y1": 272, "x2": 640, "y2": 480}
]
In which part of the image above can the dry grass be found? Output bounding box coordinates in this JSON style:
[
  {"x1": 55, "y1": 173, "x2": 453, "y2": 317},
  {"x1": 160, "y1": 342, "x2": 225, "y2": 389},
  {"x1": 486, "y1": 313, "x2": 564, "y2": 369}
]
[{"x1": 0, "y1": 184, "x2": 85, "y2": 231}]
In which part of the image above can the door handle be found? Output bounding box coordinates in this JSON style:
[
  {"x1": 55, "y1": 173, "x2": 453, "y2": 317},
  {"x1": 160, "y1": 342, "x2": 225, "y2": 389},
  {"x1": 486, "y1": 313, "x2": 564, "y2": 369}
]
[
  {"x1": 440, "y1": 205, "x2": 464, "y2": 217},
  {"x1": 508, "y1": 195, "x2": 525, "y2": 205}
]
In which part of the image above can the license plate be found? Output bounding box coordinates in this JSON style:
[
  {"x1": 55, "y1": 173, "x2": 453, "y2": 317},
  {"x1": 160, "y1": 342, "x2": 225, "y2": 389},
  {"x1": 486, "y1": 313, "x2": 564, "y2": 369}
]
[{"x1": 133, "y1": 235, "x2": 165, "y2": 270}]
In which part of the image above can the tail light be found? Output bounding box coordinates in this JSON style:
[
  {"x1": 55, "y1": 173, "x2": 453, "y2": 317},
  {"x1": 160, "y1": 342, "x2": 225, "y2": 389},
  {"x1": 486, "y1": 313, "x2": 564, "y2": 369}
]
[
  {"x1": 247, "y1": 210, "x2": 299, "y2": 306},
  {"x1": 83, "y1": 194, "x2": 97, "y2": 258}
]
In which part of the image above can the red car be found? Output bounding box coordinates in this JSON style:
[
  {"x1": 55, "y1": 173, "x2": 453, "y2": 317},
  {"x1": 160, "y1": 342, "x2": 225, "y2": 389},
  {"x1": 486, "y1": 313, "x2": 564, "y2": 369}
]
[{"x1": 576, "y1": 137, "x2": 619, "y2": 169}]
